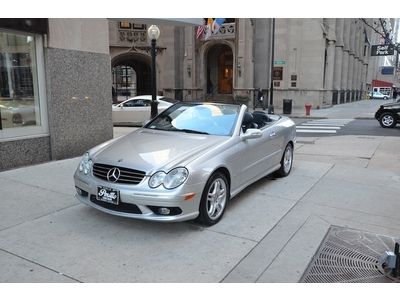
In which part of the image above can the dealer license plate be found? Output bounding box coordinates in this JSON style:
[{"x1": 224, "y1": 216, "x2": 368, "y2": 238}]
[{"x1": 96, "y1": 186, "x2": 120, "y2": 205}]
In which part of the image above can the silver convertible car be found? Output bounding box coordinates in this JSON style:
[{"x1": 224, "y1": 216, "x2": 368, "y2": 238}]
[{"x1": 74, "y1": 102, "x2": 296, "y2": 226}]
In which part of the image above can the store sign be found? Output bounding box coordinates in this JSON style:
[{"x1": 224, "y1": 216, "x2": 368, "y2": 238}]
[
  {"x1": 381, "y1": 67, "x2": 394, "y2": 75},
  {"x1": 371, "y1": 44, "x2": 395, "y2": 56},
  {"x1": 274, "y1": 60, "x2": 286, "y2": 65}
]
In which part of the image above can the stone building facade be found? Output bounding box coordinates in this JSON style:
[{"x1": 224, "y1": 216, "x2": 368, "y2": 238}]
[
  {"x1": 109, "y1": 18, "x2": 386, "y2": 110},
  {"x1": 1, "y1": 18, "x2": 395, "y2": 171}
]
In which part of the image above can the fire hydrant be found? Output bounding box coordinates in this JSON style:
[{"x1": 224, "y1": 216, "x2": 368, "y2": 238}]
[{"x1": 305, "y1": 104, "x2": 312, "y2": 116}]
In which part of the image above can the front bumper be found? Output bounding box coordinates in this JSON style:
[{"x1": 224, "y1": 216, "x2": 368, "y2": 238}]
[
  {"x1": 74, "y1": 170, "x2": 205, "y2": 222},
  {"x1": 375, "y1": 109, "x2": 383, "y2": 120}
]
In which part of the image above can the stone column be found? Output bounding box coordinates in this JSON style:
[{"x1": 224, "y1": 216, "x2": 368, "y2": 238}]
[
  {"x1": 323, "y1": 19, "x2": 336, "y2": 106},
  {"x1": 324, "y1": 40, "x2": 336, "y2": 105},
  {"x1": 341, "y1": 19, "x2": 351, "y2": 103},
  {"x1": 184, "y1": 26, "x2": 195, "y2": 100},
  {"x1": 347, "y1": 20, "x2": 356, "y2": 102},
  {"x1": 333, "y1": 18, "x2": 344, "y2": 105},
  {"x1": 352, "y1": 25, "x2": 360, "y2": 100}
]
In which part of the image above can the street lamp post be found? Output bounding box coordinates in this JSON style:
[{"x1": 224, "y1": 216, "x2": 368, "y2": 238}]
[
  {"x1": 268, "y1": 18, "x2": 275, "y2": 114},
  {"x1": 148, "y1": 25, "x2": 160, "y2": 119}
]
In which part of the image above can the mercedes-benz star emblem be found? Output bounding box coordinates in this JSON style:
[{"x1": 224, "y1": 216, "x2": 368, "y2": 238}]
[{"x1": 107, "y1": 167, "x2": 121, "y2": 182}]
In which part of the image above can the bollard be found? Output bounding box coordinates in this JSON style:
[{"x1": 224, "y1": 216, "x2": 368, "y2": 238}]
[
  {"x1": 305, "y1": 104, "x2": 312, "y2": 116},
  {"x1": 394, "y1": 242, "x2": 400, "y2": 278}
]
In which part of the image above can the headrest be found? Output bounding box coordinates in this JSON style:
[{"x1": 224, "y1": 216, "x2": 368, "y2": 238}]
[{"x1": 242, "y1": 112, "x2": 254, "y2": 124}]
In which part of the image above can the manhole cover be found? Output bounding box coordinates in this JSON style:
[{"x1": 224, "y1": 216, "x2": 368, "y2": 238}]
[{"x1": 300, "y1": 226, "x2": 400, "y2": 283}]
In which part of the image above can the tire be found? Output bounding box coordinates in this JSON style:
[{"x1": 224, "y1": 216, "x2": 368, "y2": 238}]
[
  {"x1": 12, "y1": 113, "x2": 22, "y2": 124},
  {"x1": 275, "y1": 143, "x2": 294, "y2": 177},
  {"x1": 196, "y1": 172, "x2": 229, "y2": 226},
  {"x1": 384, "y1": 96, "x2": 389, "y2": 100},
  {"x1": 379, "y1": 112, "x2": 397, "y2": 128}
]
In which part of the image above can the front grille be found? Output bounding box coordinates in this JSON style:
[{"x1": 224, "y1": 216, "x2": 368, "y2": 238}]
[
  {"x1": 90, "y1": 195, "x2": 142, "y2": 214},
  {"x1": 92, "y1": 163, "x2": 146, "y2": 185}
]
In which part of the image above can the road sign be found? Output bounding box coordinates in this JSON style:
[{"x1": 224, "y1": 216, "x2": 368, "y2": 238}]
[
  {"x1": 273, "y1": 60, "x2": 286, "y2": 65},
  {"x1": 371, "y1": 44, "x2": 395, "y2": 56}
]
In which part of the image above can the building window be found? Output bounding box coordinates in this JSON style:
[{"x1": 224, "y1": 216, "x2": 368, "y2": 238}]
[
  {"x1": 291, "y1": 81, "x2": 297, "y2": 87},
  {"x1": 273, "y1": 67, "x2": 283, "y2": 81},
  {"x1": 119, "y1": 22, "x2": 131, "y2": 29},
  {"x1": 0, "y1": 30, "x2": 47, "y2": 138},
  {"x1": 132, "y1": 23, "x2": 146, "y2": 30},
  {"x1": 112, "y1": 65, "x2": 137, "y2": 102}
]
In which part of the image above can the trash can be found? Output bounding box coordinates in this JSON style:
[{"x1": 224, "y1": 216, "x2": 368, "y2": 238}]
[{"x1": 283, "y1": 99, "x2": 292, "y2": 114}]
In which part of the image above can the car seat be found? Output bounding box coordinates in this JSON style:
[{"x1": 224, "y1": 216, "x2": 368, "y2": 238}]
[{"x1": 242, "y1": 112, "x2": 258, "y2": 132}]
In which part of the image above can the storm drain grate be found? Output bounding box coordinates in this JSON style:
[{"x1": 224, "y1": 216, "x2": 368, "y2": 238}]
[{"x1": 300, "y1": 226, "x2": 400, "y2": 283}]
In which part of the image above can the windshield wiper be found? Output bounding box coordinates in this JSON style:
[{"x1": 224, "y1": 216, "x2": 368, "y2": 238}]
[{"x1": 172, "y1": 128, "x2": 209, "y2": 135}]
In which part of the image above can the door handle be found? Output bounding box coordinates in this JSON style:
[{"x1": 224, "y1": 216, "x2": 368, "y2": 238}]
[{"x1": 269, "y1": 131, "x2": 276, "y2": 137}]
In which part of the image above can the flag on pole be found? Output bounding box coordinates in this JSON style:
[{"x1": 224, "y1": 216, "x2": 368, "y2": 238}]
[
  {"x1": 204, "y1": 18, "x2": 213, "y2": 40},
  {"x1": 212, "y1": 18, "x2": 225, "y2": 34},
  {"x1": 196, "y1": 25, "x2": 205, "y2": 39}
]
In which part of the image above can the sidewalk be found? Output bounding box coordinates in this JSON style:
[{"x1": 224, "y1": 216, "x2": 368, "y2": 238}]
[
  {"x1": 260, "y1": 99, "x2": 396, "y2": 119},
  {"x1": 0, "y1": 124, "x2": 399, "y2": 282}
]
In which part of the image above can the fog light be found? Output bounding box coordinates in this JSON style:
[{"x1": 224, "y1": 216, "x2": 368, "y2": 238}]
[
  {"x1": 158, "y1": 207, "x2": 171, "y2": 215},
  {"x1": 75, "y1": 187, "x2": 88, "y2": 197}
]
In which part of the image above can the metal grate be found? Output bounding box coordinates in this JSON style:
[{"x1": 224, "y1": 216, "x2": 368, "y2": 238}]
[
  {"x1": 92, "y1": 163, "x2": 146, "y2": 185},
  {"x1": 300, "y1": 226, "x2": 400, "y2": 283}
]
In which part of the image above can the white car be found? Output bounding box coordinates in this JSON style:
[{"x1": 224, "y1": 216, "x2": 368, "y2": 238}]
[
  {"x1": 370, "y1": 91, "x2": 389, "y2": 100},
  {"x1": 0, "y1": 100, "x2": 37, "y2": 128},
  {"x1": 112, "y1": 95, "x2": 174, "y2": 126}
]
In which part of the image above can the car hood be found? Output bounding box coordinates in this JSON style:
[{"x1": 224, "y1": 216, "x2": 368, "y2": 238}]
[
  {"x1": 90, "y1": 128, "x2": 228, "y2": 173},
  {"x1": 381, "y1": 102, "x2": 400, "y2": 108}
]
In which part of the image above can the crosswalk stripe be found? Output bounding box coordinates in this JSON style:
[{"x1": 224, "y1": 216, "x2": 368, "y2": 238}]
[
  {"x1": 296, "y1": 118, "x2": 354, "y2": 134},
  {"x1": 296, "y1": 129, "x2": 337, "y2": 133},
  {"x1": 301, "y1": 123, "x2": 348, "y2": 126},
  {"x1": 305, "y1": 120, "x2": 351, "y2": 124},
  {"x1": 304, "y1": 120, "x2": 353, "y2": 123},
  {"x1": 306, "y1": 119, "x2": 354, "y2": 122},
  {"x1": 296, "y1": 126, "x2": 341, "y2": 129}
]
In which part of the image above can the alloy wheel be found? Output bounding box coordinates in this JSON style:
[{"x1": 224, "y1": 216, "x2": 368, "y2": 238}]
[
  {"x1": 206, "y1": 178, "x2": 227, "y2": 220},
  {"x1": 382, "y1": 115, "x2": 394, "y2": 127},
  {"x1": 283, "y1": 145, "x2": 293, "y2": 174}
]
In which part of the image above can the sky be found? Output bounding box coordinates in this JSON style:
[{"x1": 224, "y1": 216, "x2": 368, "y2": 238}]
[{"x1": 2, "y1": 0, "x2": 400, "y2": 19}]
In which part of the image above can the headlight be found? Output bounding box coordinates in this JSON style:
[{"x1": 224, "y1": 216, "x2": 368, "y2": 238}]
[
  {"x1": 148, "y1": 167, "x2": 189, "y2": 189},
  {"x1": 148, "y1": 171, "x2": 166, "y2": 188},
  {"x1": 79, "y1": 152, "x2": 93, "y2": 175}
]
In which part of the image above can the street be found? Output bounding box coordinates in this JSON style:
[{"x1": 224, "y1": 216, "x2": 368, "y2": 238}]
[{"x1": 294, "y1": 118, "x2": 400, "y2": 137}]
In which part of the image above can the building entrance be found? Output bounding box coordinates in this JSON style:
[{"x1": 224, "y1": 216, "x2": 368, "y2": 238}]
[
  {"x1": 111, "y1": 53, "x2": 151, "y2": 102},
  {"x1": 206, "y1": 44, "x2": 233, "y2": 96}
]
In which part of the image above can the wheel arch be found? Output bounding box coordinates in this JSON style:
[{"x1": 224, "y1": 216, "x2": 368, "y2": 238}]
[{"x1": 210, "y1": 166, "x2": 231, "y2": 196}]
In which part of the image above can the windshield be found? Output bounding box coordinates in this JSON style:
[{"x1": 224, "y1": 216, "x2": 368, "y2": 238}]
[{"x1": 144, "y1": 103, "x2": 240, "y2": 136}]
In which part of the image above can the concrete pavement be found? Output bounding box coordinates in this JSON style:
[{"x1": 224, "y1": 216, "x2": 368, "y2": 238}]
[
  {"x1": 1, "y1": 101, "x2": 400, "y2": 282},
  {"x1": 269, "y1": 98, "x2": 396, "y2": 119}
]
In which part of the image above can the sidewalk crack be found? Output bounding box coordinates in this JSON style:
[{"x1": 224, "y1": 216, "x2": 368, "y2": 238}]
[{"x1": 0, "y1": 248, "x2": 82, "y2": 283}]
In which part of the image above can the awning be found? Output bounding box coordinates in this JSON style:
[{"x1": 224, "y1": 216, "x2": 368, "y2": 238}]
[{"x1": 372, "y1": 79, "x2": 393, "y2": 87}]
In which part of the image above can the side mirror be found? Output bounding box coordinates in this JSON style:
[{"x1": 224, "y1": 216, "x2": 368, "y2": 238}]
[{"x1": 241, "y1": 128, "x2": 262, "y2": 140}]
